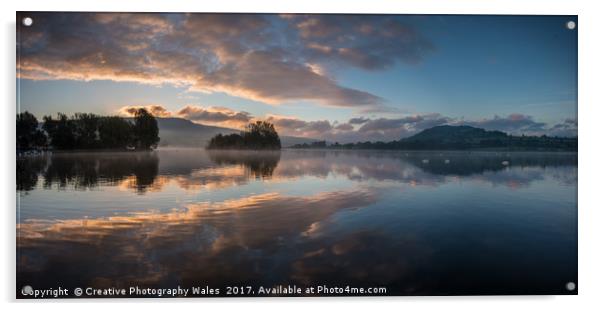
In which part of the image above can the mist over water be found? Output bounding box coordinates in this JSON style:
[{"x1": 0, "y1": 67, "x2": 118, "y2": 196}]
[{"x1": 17, "y1": 149, "x2": 577, "y2": 295}]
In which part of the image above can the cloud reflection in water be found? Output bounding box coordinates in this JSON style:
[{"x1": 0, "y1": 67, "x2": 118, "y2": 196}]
[
  {"x1": 18, "y1": 188, "x2": 379, "y2": 292},
  {"x1": 17, "y1": 150, "x2": 577, "y2": 295}
]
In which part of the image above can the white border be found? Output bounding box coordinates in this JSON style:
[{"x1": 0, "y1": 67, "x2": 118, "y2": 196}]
[{"x1": 3, "y1": 0, "x2": 602, "y2": 310}]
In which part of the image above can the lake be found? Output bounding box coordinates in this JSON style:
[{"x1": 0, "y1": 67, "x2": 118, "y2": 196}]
[{"x1": 16, "y1": 149, "x2": 577, "y2": 296}]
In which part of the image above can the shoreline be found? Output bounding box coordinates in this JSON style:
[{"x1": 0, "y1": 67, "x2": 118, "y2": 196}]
[{"x1": 17, "y1": 147, "x2": 577, "y2": 156}]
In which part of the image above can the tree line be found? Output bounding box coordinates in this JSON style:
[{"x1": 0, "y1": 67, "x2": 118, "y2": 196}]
[
  {"x1": 206, "y1": 121, "x2": 281, "y2": 150},
  {"x1": 17, "y1": 108, "x2": 160, "y2": 151},
  {"x1": 291, "y1": 135, "x2": 578, "y2": 151},
  {"x1": 290, "y1": 125, "x2": 577, "y2": 151}
]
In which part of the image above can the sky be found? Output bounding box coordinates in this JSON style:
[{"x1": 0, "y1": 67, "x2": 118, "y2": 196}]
[{"x1": 17, "y1": 13, "x2": 577, "y2": 142}]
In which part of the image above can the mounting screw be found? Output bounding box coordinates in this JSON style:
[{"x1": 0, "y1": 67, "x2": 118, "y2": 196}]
[
  {"x1": 566, "y1": 282, "x2": 576, "y2": 291},
  {"x1": 566, "y1": 21, "x2": 576, "y2": 30},
  {"x1": 22, "y1": 17, "x2": 33, "y2": 27}
]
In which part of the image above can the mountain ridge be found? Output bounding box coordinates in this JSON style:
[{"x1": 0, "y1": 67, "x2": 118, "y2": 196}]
[
  {"x1": 291, "y1": 125, "x2": 577, "y2": 151},
  {"x1": 403, "y1": 125, "x2": 508, "y2": 143},
  {"x1": 156, "y1": 117, "x2": 317, "y2": 148}
]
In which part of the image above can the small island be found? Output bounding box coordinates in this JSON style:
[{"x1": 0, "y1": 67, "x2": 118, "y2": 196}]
[
  {"x1": 206, "y1": 121, "x2": 281, "y2": 150},
  {"x1": 16, "y1": 108, "x2": 160, "y2": 152}
]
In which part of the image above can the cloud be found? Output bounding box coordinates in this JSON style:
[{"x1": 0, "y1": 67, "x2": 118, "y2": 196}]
[
  {"x1": 265, "y1": 112, "x2": 576, "y2": 142},
  {"x1": 194, "y1": 50, "x2": 383, "y2": 108},
  {"x1": 348, "y1": 117, "x2": 370, "y2": 125},
  {"x1": 286, "y1": 15, "x2": 435, "y2": 70},
  {"x1": 548, "y1": 118, "x2": 578, "y2": 137},
  {"x1": 177, "y1": 105, "x2": 252, "y2": 128},
  {"x1": 265, "y1": 115, "x2": 334, "y2": 138},
  {"x1": 117, "y1": 104, "x2": 253, "y2": 129},
  {"x1": 17, "y1": 13, "x2": 185, "y2": 85},
  {"x1": 459, "y1": 114, "x2": 547, "y2": 135},
  {"x1": 334, "y1": 123, "x2": 354, "y2": 131},
  {"x1": 118, "y1": 105, "x2": 172, "y2": 117},
  {"x1": 263, "y1": 113, "x2": 452, "y2": 142},
  {"x1": 17, "y1": 13, "x2": 434, "y2": 110},
  {"x1": 353, "y1": 114, "x2": 451, "y2": 141},
  {"x1": 115, "y1": 103, "x2": 577, "y2": 140}
]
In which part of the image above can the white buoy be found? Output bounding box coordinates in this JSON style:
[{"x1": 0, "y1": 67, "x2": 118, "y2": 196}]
[
  {"x1": 444, "y1": 159, "x2": 450, "y2": 164},
  {"x1": 422, "y1": 159, "x2": 429, "y2": 164},
  {"x1": 501, "y1": 160, "x2": 509, "y2": 166}
]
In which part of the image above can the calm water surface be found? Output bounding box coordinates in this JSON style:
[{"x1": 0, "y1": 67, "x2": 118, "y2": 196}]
[{"x1": 16, "y1": 149, "x2": 577, "y2": 296}]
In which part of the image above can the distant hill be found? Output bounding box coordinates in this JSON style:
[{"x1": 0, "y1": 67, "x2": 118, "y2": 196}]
[
  {"x1": 156, "y1": 118, "x2": 236, "y2": 148},
  {"x1": 404, "y1": 125, "x2": 507, "y2": 144},
  {"x1": 156, "y1": 118, "x2": 316, "y2": 148},
  {"x1": 399, "y1": 125, "x2": 576, "y2": 150},
  {"x1": 291, "y1": 125, "x2": 577, "y2": 151}
]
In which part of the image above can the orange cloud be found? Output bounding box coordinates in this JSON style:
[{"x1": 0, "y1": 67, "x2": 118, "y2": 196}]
[
  {"x1": 17, "y1": 12, "x2": 403, "y2": 110},
  {"x1": 177, "y1": 105, "x2": 252, "y2": 128},
  {"x1": 118, "y1": 105, "x2": 172, "y2": 117},
  {"x1": 17, "y1": 188, "x2": 379, "y2": 288},
  {"x1": 264, "y1": 114, "x2": 334, "y2": 138}
]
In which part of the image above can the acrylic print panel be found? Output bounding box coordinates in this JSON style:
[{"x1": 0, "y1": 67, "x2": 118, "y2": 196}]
[{"x1": 16, "y1": 12, "x2": 577, "y2": 298}]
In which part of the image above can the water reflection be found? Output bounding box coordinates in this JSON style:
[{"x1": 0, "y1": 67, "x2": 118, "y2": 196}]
[
  {"x1": 17, "y1": 150, "x2": 577, "y2": 194},
  {"x1": 397, "y1": 151, "x2": 576, "y2": 176},
  {"x1": 18, "y1": 188, "x2": 378, "y2": 293},
  {"x1": 17, "y1": 150, "x2": 577, "y2": 296},
  {"x1": 17, "y1": 150, "x2": 284, "y2": 193},
  {"x1": 207, "y1": 150, "x2": 281, "y2": 179},
  {"x1": 17, "y1": 156, "x2": 45, "y2": 192},
  {"x1": 273, "y1": 151, "x2": 576, "y2": 189},
  {"x1": 18, "y1": 152, "x2": 160, "y2": 194}
]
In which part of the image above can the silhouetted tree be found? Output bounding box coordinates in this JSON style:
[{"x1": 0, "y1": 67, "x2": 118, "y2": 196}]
[
  {"x1": 17, "y1": 111, "x2": 46, "y2": 150},
  {"x1": 207, "y1": 121, "x2": 281, "y2": 150},
  {"x1": 73, "y1": 113, "x2": 100, "y2": 149},
  {"x1": 21, "y1": 111, "x2": 160, "y2": 151},
  {"x1": 43, "y1": 113, "x2": 76, "y2": 149},
  {"x1": 98, "y1": 116, "x2": 133, "y2": 149},
  {"x1": 207, "y1": 133, "x2": 244, "y2": 149},
  {"x1": 244, "y1": 121, "x2": 281, "y2": 149},
  {"x1": 133, "y1": 108, "x2": 160, "y2": 150}
]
